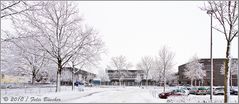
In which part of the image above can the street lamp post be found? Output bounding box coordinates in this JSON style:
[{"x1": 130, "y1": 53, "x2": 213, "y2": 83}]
[
  {"x1": 207, "y1": 10, "x2": 215, "y2": 102},
  {"x1": 237, "y1": 34, "x2": 239, "y2": 101}
]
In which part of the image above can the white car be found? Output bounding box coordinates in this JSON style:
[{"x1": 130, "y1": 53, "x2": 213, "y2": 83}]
[
  {"x1": 213, "y1": 87, "x2": 224, "y2": 95},
  {"x1": 173, "y1": 88, "x2": 190, "y2": 95},
  {"x1": 179, "y1": 87, "x2": 190, "y2": 95}
]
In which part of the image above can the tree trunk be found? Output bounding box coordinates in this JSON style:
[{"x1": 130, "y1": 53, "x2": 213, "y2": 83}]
[
  {"x1": 194, "y1": 80, "x2": 197, "y2": 86},
  {"x1": 230, "y1": 73, "x2": 232, "y2": 87},
  {"x1": 56, "y1": 71, "x2": 61, "y2": 92},
  {"x1": 32, "y1": 70, "x2": 36, "y2": 85},
  {"x1": 119, "y1": 80, "x2": 121, "y2": 86},
  {"x1": 32, "y1": 76, "x2": 35, "y2": 85},
  {"x1": 163, "y1": 68, "x2": 166, "y2": 92},
  {"x1": 146, "y1": 76, "x2": 148, "y2": 87},
  {"x1": 224, "y1": 41, "x2": 231, "y2": 103},
  {"x1": 202, "y1": 79, "x2": 204, "y2": 86},
  {"x1": 72, "y1": 70, "x2": 74, "y2": 91},
  {"x1": 56, "y1": 61, "x2": 62, "y2": 92},
  {"x1": 191, "y1": 79, "x2": 193, "y2": 86}
]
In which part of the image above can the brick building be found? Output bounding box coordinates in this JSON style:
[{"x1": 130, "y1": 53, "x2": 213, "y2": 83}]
[{"x1": 178, "y1": 58, "x2": 238, "y2": 86}]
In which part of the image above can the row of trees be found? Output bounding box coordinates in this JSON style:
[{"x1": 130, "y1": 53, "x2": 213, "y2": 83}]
[
  {"x1": 1, "y1": 1, "x2": 105, "y2": 92},
  {"x1": 106, "y1": 46, "x2": 176, "y2": 92}
]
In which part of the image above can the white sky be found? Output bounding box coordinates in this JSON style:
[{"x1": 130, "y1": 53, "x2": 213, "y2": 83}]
[
  {"x1": 2, "y1": 1, "x2": 238, "y2": 74},
  {"x1": 76, "y1": 1, "x2": 238, "y2": 73}
]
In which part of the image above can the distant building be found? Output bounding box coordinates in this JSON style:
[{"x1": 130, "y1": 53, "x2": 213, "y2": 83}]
[
  {"x1": 0, "y1": 74, "x2": 30, "y2": 83},
  {"x1": 106, "y1": 69, "x2": 156, "y2": 86},
  {"x1": 178, "y1": 58, "x2": 238, "y2": 86},
  {"x1": 61, "y1": 67, "x2": 96, "y2": 85}
]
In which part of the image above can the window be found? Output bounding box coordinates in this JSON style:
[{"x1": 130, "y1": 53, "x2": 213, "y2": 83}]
[{"x1": 204, "y1": 65, "x2": 210, "y2": 71}]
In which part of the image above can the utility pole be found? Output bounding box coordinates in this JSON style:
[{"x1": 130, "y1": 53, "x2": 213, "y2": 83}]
[
  {"x1": 207, "y1": 9, "x2": 215, "y2": 102},
  {"x1": 237, "y1": 34, "x2": 239, "y2": 102}
]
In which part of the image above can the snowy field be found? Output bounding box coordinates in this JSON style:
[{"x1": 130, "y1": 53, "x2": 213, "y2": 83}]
[{"x1": 1, "y1": 86, "x2": 238, "y2": 103}]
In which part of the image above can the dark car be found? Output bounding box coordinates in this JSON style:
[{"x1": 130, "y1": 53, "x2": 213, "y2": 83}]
[
  {"x1": 230, "y1": 88, "x2": 238, "y2": 95},
  {"x1": 158, "y1": 89, "x2": 188, "y2": 99},
  {"x1": 85, "y1": 83, "x2": 93, "y2": 87},
  {"x1": 183, "y1": 84, "x2": 191, "y2": 87},
  {"x1": 169, "y1": 84, "x2": 177, "y2": 87},
  {"x1": 74, "y1": 81, "x2": 84, "y2": 86}
]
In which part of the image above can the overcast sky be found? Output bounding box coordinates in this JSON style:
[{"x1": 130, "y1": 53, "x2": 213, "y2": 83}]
[
  {"x1": 2, "y1": 1, "x2": 238, "y2": 74},
  {"x1": 76, "y1": 1, "x2": 238, "y2": 74}
]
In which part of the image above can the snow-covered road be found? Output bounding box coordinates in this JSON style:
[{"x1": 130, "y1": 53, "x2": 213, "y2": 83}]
[
  {"x1": 64, "y1": 87, "x2": 166, "y2": 103},
  {"x1": 1, "y1": 86, "x2": 166, "y2": 103}
]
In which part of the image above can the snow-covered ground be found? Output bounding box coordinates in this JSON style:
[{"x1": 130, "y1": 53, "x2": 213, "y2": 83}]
[
  {"x1": 65, "y1": 86, "x2": 166, "y2": 103},
  {"x1": 1, "y1": 86, "x2": 166, "y2": 103},
  {"x1": 1, "y1": 86, "x2": 238, "y2": 103},
  {"x1": 167, "y1": 95, "x2": 238, "y2": 103}
]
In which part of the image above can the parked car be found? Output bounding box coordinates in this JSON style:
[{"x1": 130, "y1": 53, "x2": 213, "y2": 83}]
[
  {"x1": 180, "y1": 87, "x2": 190, "y2": 95},
  {"x1": 195, "y1": 87, "x2": 207, "y2": 95},
  {"x1": 214, "y1": 87, "x2": 224, "y2": 95},
  {"x1": 189, "y1": 87, "x2": 198, "y2": 94},
  {"x1": 186, "y1": 87, "x2": 191, "y2": 90},
  {"x1": 74, "y1": 81, "x2": 84, "y2": 86},
  {"x1": 230, "y1": 88, "x2": 238, "y2": 95},
  {"x1": 85, "y1": 83, "x2": 93, "y2": 87},
  {"x1": 189, "y1": 87, "x2": 207, "y2": 95},
  {"x1": 206, "y1": 87, "x2": 217, "y2": 94},
  {"x1": 169, "y1": 84, "x2": 177, "y2": 87},
  {"x1": 158, "y1": 89, "x2": 188, "y2": 99},
  {"x1": 182, "y1": 84, "x2": 191, "y2": 87}
]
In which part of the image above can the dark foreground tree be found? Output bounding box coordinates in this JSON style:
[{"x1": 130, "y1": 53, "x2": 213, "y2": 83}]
[{"x1": 202, "y1": 1, "x2": 238, "y2": 103}]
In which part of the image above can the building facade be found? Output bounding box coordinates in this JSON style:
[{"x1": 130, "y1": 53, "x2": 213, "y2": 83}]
[
  {"x1": 178, "y1": 58, "x2": 238, "y2": 86},
  {"x1": 61, "y1": 67, "x2": 96, "y2": 85},
  {"x1": 106, "y1": 69, "x2": 156, "y2": 86}
]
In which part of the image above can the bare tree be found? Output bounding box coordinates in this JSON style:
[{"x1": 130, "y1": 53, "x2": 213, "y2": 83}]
[
  {"x1": 14, "y1": 41, "x2": 48, "y2": 85},
  {"x1": 108, "y1": 55, "x2": 132, "y2": 86},
  {"x1": 98, "y1": 69, "x2": 110, "y2": 85},
  {"x1": 1, "y1": 1, "x2": 44, "y2": 43},
  {"x1": 158, "y1": 46, "x2": 174, "y2": 92},
  {"x1": 184, "y1": 55, "x2": 205, "y2": 86},
  {"x1": 68, "y1": 36, "x2": 104, "y2": 90},
  {"x1": 202, "y1": 1, "x2": 238, "y2": 102},
  {"x1": 1, "y1": 1, "x2": 41, "y2": 18},
  {"x1": 135, "y1": 73, "x2": 142, "y2": 86},
  {"x1": 151, "y1": 57, "x2": 164, "y2": 86},
  {"x1": 136, "y1": 56, "x2": 154, "y2": 86},
  {"x1": 11, "y1": 1, "x2": 104, "y2": 92},
  {"x1": 166, "y1": 72, "x2": 178, "y2": 85},
  {"x1": 2, "y1": 37, "x2": 50, "y2": 85}
]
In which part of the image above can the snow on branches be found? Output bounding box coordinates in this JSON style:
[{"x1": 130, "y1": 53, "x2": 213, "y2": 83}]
[{"x1": 184, "y1": 55, "x2": 205, "y2": 85}]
